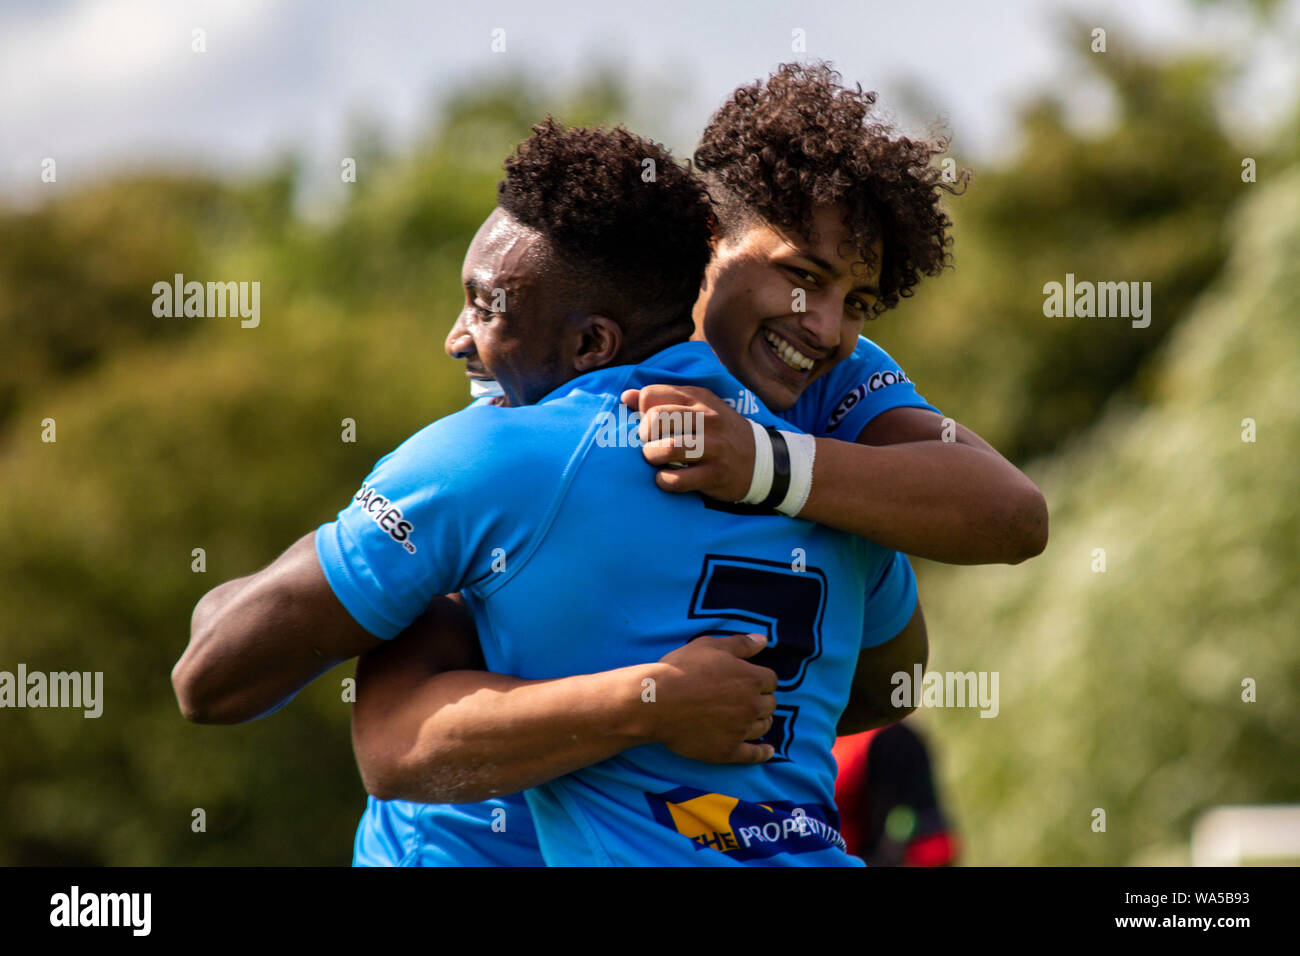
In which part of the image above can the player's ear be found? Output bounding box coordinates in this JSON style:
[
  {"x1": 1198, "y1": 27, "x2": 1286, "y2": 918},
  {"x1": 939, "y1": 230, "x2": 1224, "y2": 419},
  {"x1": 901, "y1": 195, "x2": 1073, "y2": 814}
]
[{"x1": 572, "y1": 314, "x2": 622, "y2": 372}]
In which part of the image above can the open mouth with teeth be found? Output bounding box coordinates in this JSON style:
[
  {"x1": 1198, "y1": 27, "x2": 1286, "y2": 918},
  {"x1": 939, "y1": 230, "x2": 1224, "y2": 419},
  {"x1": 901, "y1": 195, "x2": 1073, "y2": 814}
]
[{"x1": 762, "y1": 329, "x2": 816, "y2": 372}]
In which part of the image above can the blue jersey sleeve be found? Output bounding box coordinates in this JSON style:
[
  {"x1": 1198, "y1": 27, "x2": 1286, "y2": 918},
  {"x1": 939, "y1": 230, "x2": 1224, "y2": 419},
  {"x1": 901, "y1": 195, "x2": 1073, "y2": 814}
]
[
  {"x1": 860, "y1": 551, "x2": 917, "y2": 649},
  {"x1": 780, "y1": 335, "x2": 940, "y2": 440},
  {"x1": 314, "y1": 405, "x2": 558, "y2": 639}
]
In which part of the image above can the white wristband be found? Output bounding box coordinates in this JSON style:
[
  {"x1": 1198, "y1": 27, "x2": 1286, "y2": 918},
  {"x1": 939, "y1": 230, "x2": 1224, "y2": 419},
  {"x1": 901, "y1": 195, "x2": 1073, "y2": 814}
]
[
  {"x1": 738, "y1": 418, "x2": 774, "y2": 505},
  {"x1": 774, "y1": 430, "x2": 816, "y2": 516}
]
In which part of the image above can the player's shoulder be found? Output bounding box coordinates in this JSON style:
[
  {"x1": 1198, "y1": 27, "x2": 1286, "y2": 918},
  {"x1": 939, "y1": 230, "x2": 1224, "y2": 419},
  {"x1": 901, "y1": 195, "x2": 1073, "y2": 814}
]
[
  {"x1": 793, "y1": 333, "x2": 932, "y2": 433},
  {"x1": 798, "y1": 334, "x2": 899, "y2": 404},
  {"x1": 408, "y1": 395, "x2": 602, "y2": 446},
  {"x1": 844, "y1": 332, "x2": 906, "y2": 371},
  {"x1": 839, "y1": 334, "x2": 919, "y2": 399},
  {"x1": 374, "y1": 402, "x2": 583, "y2": 497},
  {"x1": 632, "y1": 341, "x2": 797, "y2": 430},
  {"x1": 625, "y1": 341, "x2": 741, "y2": 394},
  {"x1": 386, "y1": 403, "x2": 508, "y2": 461}
]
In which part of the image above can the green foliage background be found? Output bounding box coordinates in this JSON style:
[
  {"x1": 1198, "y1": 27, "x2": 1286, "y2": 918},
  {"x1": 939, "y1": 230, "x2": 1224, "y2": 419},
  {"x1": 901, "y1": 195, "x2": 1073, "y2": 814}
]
[
  {"x1": 1, "y1": 38, "x2": 1295, "y2": 864},
  {"x1": 913, "y1": 164, "x2": 1300, "y2": 865}
]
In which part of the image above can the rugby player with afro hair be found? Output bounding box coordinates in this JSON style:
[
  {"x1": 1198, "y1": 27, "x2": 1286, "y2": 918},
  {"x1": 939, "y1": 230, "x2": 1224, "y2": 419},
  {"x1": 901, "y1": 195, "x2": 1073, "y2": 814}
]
[{"x1": 449, "y1": 116, "x2": 714, "y2": 407}]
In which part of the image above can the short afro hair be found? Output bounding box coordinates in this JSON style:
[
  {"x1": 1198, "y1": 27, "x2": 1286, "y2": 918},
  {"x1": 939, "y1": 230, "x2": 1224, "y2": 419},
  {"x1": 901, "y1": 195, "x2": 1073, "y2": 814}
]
[
  {"x1": 498, "y1": 117, "x2": 714, "y2": 347},
  {"x1": 694, "y1": 62, "x2": 965, "y2": 316}
]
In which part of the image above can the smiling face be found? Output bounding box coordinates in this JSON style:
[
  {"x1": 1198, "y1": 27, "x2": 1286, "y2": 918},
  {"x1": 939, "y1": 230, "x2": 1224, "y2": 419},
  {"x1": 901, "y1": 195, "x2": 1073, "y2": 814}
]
[
  {"x1": 444, "y1": 208, "x2": 574, "y2": 407},
  {"x1": 693, "y1": 203, "x2": 882, "y2": 412}
]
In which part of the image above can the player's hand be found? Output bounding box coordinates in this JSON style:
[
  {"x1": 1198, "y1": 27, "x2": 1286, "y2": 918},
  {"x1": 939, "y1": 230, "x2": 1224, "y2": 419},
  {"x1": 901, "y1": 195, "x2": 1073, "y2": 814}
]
[
  {"x1": 620, "y1": 385, "x2": 755, "y2": 502},
  {"x1": 645, "y1": 633, "x2": 778, "y2": 764}
]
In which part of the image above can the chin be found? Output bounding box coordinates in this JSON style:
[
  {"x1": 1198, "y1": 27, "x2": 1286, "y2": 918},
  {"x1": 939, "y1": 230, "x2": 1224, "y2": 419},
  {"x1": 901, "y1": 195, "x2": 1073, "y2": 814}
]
[
  {"x1": 739, "y1": 349, "x2": 802, "y2": 414},
  {"x1": 750, "y1": 377, "x2": 799, "y2": 413}
]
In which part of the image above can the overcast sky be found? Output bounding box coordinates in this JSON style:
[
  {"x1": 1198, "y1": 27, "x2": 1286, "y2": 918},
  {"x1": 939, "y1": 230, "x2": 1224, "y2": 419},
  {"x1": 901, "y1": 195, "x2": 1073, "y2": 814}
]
[{"x1": 2, "y1": 0, "x2": 1296, "y2": 203}]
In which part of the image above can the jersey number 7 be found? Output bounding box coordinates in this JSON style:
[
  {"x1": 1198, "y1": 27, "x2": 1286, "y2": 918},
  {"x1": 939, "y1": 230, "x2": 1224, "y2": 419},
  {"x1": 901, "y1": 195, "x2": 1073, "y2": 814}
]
[{"x1": 687, "y1": 555, "x2": 828, "y2": 760}]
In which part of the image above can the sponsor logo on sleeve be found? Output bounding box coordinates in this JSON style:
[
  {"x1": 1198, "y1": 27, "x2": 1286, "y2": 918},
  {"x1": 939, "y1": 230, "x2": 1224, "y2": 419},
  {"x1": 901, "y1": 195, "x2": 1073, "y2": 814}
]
[
  {"x1": 723, "y1": 389, "x2": 761, "y2": 416},
  {"x1": 352, "y1": 483, "x2": 416, "y2": 553},
  {"x1": 825, "y1": 370, "x2": 911, "y2": 433}
]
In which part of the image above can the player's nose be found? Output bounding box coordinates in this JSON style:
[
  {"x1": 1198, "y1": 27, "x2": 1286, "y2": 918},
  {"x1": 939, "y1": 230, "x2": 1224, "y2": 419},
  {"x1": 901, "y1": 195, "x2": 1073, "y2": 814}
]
[
  {"x1": 796, "y1": 302, "x2": 841, "y2": 355},
  {"x1": 445, "y1": 311, "x2": 475, "y2": 360}
]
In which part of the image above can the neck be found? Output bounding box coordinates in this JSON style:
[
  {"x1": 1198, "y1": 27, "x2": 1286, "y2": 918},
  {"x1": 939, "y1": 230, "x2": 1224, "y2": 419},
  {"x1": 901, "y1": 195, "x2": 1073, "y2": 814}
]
[
  {"x1": 618, "y1": 317, "x2": 694, "y2": 367},
  {"x1": 690, "y1": 290, "x2": 709, "y2": 340}
]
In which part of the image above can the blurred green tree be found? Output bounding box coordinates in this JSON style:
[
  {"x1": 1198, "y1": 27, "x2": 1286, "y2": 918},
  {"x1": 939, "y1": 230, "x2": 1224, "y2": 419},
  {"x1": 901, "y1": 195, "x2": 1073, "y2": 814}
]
[
  {"x1": 916, "y1": 163, "x2": 1300, "y2": 864},
  {"x1": 871, "y1": 44, "x2": 1244, "y2": 463}
]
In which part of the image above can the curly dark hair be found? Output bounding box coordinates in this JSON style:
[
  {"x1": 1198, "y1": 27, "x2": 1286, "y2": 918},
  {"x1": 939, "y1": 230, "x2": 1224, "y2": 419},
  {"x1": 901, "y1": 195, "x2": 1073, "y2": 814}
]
[
  {"x1": 694, "y1": 62, "x2": 965, "y2": 316},
  {"x1": 498, "y1": 117, "x2": 714, "y2": 350}
]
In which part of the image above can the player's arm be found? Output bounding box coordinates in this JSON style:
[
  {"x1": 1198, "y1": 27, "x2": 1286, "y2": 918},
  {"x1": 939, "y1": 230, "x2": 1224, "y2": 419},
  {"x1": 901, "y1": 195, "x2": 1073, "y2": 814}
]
[
  {"x1": 624, "y1": 387, "x2": 1048, "y2": 565},
  {"x1": 354, "y1": 553, "x2": 923, "y2": 802},
  {"x1": 176, "y1": 409, "x2": 492, "y2": 725},
  {"x1": 800, "y1": 406, "x2": 1046, "y2": 564},
  {"x1": 173, "y1": 531, "x2": 383, "y2": 724},
  {"x1": 352, "y1": 600, "x2": 779, "y2": 804},
  {"x1": 838, "y1": 602, "x2": 928, "y2": 735}
]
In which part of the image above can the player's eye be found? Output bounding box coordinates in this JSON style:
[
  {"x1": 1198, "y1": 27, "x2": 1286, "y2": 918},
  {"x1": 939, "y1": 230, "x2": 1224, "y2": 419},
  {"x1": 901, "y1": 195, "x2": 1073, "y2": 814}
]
[
  {"x1": 785, "y1": 266, "x2": 819, "y2": 286},
  {"x1": 847, "y1": 296, "x2": 872, "y2": 315}
]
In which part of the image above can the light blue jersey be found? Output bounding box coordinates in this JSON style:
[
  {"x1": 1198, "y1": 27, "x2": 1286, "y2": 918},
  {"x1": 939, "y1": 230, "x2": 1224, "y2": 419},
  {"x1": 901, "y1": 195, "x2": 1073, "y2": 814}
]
[
  {"x1": 352, "y1": 387, "x2": 543, "y2": 868},
  {"x1": 353, "y1": 794, "x2": 540, "y2": 866},
  {"x1": 325, "y1": 341, "x2": 920, "y2": 866}
]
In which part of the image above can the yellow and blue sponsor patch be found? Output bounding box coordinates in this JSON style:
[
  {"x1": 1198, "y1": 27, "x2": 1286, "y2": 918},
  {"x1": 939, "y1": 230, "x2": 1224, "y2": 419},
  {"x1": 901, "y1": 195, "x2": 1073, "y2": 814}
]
[{"x1": 645, "y1": 787, "x2": 846, "y2": 861}]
